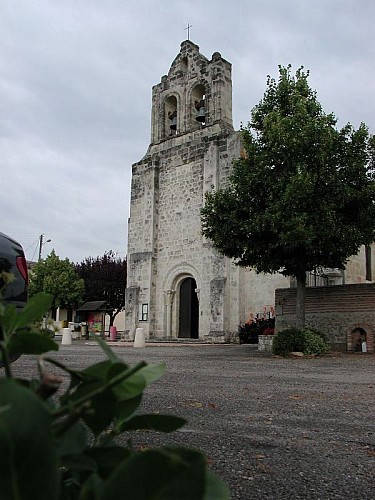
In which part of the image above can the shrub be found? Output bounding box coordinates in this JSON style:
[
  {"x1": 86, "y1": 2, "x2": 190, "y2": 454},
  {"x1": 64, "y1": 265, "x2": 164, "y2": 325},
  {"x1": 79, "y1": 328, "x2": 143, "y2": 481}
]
[
  {"x1": 272, "y1": 327, "x2": 329, "y2": 356},
  {"x1": 302, "y1": 329, "x2": 329, "y2": 356},
  {"x1": 238, "y1": 321, "x2": 259, "y2": 344},
  {"x1": 303, "y1": 327, "x2": 329, "y2": 344},
  {"x1": 272, "y1": 327, "x2": 305, "y2": 355}
]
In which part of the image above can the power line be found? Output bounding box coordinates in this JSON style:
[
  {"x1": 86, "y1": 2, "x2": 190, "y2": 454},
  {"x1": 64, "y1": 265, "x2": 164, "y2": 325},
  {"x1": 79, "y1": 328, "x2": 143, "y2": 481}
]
[{"x1": 24, "y1": 238, "x2": 40, "y2": 252}]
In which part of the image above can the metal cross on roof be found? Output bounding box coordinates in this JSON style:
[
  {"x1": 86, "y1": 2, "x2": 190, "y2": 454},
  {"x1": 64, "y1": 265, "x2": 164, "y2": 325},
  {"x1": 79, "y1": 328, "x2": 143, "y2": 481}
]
[{"x1": 185, "y1": 23, "x2": 192, "y2": 40}]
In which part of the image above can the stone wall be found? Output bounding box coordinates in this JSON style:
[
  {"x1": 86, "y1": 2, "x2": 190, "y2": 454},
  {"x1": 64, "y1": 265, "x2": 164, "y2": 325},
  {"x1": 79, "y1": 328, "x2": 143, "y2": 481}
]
[
  {"x1": 344, "y1": 245, "x2": 375, "y2": 284},
  {"x1": 275, "y1": 284, "x2": 375, "y2": 353}
]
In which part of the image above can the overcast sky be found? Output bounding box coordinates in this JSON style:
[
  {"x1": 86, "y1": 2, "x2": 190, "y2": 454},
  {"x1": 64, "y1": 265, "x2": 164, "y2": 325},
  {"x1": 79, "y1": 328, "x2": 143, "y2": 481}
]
[{"x1": 1, "y1": 0, "x2": 374, "y2": 264}]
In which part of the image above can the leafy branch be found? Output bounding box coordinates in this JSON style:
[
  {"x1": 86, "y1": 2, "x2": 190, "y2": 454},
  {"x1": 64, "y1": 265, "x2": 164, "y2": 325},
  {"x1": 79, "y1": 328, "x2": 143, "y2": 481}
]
[{"x1": 0, "y1": 292, "x2": 229, "y2": 499}]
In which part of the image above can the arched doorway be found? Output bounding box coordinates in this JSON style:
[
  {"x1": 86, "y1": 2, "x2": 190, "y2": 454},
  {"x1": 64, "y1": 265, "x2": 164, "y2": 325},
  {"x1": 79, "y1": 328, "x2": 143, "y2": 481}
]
[
  {"x1": 351, "y1": 328, "x2": 367, "y2": 352},
  {"x1": 179, "y1": 277, "x2": 199, "y2": 338}
]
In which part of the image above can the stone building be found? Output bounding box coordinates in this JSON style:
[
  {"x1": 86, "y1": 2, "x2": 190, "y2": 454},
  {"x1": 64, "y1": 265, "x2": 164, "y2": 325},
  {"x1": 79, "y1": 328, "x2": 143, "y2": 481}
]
[
  {"x1": 125, "y1": 40, "x2": 289, "y2": 341},
  {"x1": 125, "y1": 40, "x2": 375, "y2": 343}
]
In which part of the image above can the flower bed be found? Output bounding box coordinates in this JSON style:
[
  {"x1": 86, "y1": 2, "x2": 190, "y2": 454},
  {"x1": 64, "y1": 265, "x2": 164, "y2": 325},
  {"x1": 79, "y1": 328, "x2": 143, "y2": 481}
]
[{"x1": 238, "y1": 317, "x2": 275, "y2": 344}]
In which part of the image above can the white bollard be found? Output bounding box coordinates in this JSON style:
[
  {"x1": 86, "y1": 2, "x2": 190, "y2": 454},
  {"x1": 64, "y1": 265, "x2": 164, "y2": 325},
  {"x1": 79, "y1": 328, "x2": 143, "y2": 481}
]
[
  {"x1": 133, "y1": 327, "x2": 145, "y2": 348},
  {"x1": 62, "y1": 327, "x2": 72, "y2": 345}
]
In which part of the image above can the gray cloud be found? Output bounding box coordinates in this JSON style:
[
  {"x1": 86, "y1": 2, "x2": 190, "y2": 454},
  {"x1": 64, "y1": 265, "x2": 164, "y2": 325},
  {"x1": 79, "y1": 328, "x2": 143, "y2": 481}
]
[{"x1": 1, "y1": 0, "x2": 374, "y2": 263}]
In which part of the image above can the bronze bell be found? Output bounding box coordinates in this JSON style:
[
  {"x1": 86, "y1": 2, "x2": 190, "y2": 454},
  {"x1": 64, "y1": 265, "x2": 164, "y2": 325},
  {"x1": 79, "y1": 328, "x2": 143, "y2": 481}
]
[
  {"x1": 195, "y1": 99, "x2": 206, "y2": 123},
  {"x1": 196, "y1": 105, "x2": 206, "y2": 122},
  {"x1": 169, "y1": 111, "x2": 177, "y2": 130}
]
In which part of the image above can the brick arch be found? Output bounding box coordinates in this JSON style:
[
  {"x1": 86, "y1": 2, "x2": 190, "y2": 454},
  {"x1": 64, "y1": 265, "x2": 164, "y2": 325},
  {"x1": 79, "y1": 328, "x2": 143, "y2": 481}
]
[{"x1": 346, "y1": 323, "x2": 374, "y2": 353}]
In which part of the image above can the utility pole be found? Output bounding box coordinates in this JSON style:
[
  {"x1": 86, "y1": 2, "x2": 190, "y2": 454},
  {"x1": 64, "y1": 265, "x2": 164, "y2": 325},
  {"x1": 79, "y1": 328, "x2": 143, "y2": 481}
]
[{"x1": 38, "y1": 234, "x2": 51, "y2": 260}]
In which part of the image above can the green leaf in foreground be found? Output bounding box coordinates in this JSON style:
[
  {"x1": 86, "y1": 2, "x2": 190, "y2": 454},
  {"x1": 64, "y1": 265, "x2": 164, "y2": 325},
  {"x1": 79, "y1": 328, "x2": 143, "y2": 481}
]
[
  {"x1": 14, "y1": 292, "x2": 53, "y2": 329},
  {"x1": 8, "y1": 332, "x2": 58, "y2": 355},
  {"x1": 100, "y1": 447, "x2": 229, "y2": 500},
  {"x1": 0, "y1": 378, "x2": 59, "y2": 500},
  {"x1": 120, "y1": 414, "x2": 186, "y2": 433}
]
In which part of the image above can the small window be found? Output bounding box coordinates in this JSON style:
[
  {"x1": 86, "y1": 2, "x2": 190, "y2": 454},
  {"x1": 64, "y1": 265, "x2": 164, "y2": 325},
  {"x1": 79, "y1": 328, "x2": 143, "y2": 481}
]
[{"x1": 139, "y1": 303, "x2": 148, "y2": 322}]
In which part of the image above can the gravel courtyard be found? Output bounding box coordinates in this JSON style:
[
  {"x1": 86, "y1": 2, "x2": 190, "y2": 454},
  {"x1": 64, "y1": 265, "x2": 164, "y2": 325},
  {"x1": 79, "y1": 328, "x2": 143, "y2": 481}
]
[{"x1": 11, "y1": 343, "x2": 375, "y2": 499}]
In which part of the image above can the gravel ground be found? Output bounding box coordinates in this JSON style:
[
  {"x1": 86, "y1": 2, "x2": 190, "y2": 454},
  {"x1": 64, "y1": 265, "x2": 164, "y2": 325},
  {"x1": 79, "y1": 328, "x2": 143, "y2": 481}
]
[{"x1": 10, "y1": 342, "x2": 375, "y2": 499}]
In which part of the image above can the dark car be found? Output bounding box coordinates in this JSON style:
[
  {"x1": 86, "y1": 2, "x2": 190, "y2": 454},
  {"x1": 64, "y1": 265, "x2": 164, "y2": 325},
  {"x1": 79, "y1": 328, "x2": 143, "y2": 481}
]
[
  {"x1": 0, "y1": 231, "x2": 28, "y2": 308},
  {"x1": 0, "y1": 232, "x2": 28, "y2": 366}
]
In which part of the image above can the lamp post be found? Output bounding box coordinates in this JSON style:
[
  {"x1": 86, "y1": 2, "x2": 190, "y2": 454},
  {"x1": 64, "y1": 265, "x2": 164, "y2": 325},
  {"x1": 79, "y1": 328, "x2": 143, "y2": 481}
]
[{"x1": 38, "y1": 234, "x2": 51, "y2": 260}]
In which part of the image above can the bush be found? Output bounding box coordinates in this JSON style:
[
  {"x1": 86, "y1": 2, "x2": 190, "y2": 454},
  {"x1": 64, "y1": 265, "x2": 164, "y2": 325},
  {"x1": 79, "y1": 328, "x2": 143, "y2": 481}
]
[
  {"x1": 271, "y1": 327, "x2": 304, "y2": 355},
  {"x1": 302, "y1": 329, "x2": 329, "y2": 356},
  {"x1": 303, "y1": 327, "x2": 329, "y2": 344},
  {"x1": 272, "y1": 327, "x2": 329, "y2": 356}
]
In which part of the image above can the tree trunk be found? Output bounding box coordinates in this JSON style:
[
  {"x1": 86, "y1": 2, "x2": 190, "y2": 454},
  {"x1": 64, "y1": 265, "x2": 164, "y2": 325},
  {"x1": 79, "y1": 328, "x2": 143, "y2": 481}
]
[
  {"x1": 109, "y1": 309, "x2": 122, "y2": 327},
  {"x1": 295, "y1": 272, "x2": 306, "y2": 329}
]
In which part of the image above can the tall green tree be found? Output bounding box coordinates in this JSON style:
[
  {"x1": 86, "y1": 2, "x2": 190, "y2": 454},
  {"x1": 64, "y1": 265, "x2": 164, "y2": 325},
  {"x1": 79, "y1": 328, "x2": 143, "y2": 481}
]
[
  {"x1": 201, "y1": 65, "x2": 375, "y2": 328},
  {"x1": 75, "y1": 251, "x2": 127, "y2": 327},
  {"x1": 29, "y1": 250, "x2": 84, "y2": 312}
]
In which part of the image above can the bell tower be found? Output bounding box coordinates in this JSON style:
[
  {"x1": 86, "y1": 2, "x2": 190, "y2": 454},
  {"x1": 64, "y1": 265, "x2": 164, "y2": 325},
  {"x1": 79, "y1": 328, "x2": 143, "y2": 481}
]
[
  {"x1": 125, "y1": 41, "x2": 243, "y2": 341},
  {"x1": 150, "y1": 40, "x2": 233, "y2": 143}
]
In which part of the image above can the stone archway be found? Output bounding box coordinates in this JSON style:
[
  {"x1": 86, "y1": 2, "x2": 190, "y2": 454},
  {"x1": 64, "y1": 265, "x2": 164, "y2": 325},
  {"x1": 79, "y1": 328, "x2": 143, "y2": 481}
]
[
  {"x1": 178, "y1": 277, "x2": 199, "y2": 338},
  {"x1": 163, "y1": 263, "x2": 201, "y2": 339},
  {"x1": 347, "y1": 324, "x2": 374, "y2": 353}
]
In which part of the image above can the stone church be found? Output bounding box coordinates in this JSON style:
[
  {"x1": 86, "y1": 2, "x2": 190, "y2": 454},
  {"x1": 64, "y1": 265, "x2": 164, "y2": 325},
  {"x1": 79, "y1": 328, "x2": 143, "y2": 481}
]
[{"x1": 125, "y1": 40, "x2": 290, "y2": 341}]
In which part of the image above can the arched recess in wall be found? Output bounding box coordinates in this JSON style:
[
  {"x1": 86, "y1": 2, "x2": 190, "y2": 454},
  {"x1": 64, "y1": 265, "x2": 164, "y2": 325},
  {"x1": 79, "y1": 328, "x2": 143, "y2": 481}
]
[
  {"x1": 180, "y1": 56, "x2": 188, "y2": 74},
  {"x1": 346, "y1": 323, "x2": 373, "y2": 353},
  {"x1": 191, "y1": 83, "x2": 207, "y2": 130},
  {"x1": 163, "y1": 94, "x2": 179, "y2": 138}
]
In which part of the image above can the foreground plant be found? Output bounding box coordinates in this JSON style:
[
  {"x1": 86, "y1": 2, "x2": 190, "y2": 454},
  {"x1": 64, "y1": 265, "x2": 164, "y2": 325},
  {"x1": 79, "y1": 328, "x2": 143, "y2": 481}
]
[{"x1": 0, "y1": 293, "x2": 229, "y2": 499}]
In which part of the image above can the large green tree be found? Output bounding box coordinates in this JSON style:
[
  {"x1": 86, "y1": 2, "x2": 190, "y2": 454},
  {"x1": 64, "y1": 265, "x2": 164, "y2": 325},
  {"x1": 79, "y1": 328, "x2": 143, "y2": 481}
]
[
  {"x1": 75, "y1": 251, "x2": 127, "y2": 327},
  {"x1": 201, "y1": 65, "x2": 375, "y2": 328},
  {"x1": 29, "y1": 250, "x2": 84, "y2": 312}
]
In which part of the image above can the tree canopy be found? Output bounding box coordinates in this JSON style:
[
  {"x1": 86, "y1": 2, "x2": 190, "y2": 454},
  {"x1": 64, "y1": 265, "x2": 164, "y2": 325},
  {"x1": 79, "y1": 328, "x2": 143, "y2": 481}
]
[
  {"x1": 201, "y1": 65, "x2": 375, "y2": 327},
  {"x1": 29, "y1": 250, "x2": 84, "y2": 310},
  {"x1": 75, "y1": 251, "x2": 127, "y2": 326}
]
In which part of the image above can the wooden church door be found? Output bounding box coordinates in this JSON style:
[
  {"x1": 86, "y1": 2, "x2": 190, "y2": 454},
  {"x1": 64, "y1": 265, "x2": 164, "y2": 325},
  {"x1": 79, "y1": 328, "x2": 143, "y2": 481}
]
[{"x1": 179, "y1": 278, "x2": 199, "y2": 338}]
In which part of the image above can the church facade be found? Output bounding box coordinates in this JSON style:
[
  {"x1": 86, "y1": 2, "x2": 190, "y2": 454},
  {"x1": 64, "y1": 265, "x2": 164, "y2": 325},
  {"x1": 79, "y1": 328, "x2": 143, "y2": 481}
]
[{"x1": 125, "y1": 40, "x2": 290, "y2": 341}]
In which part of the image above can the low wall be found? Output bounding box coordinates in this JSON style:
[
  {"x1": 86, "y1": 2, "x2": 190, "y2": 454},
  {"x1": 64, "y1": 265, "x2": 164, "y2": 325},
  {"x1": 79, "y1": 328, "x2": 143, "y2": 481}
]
[
  {"x1": 258, "y1": 335, "x2": 274, "y2": 352},
  {"x1": 275, "y1": 284, "x2": 375, "y2": 353}
]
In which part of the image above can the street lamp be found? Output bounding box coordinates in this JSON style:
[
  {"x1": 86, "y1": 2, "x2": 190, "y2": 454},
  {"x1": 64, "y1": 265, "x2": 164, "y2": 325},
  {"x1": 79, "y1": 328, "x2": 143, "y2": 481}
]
[{"x1": 38, "y1": 234, "x2": 52, "y2": 260}]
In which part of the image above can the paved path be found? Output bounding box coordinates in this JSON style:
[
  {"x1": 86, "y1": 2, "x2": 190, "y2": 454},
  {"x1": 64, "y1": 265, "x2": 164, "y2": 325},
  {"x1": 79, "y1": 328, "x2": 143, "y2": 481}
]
[{"x1": 11, "y1": 343, "x2": 375, "y2": 499}]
